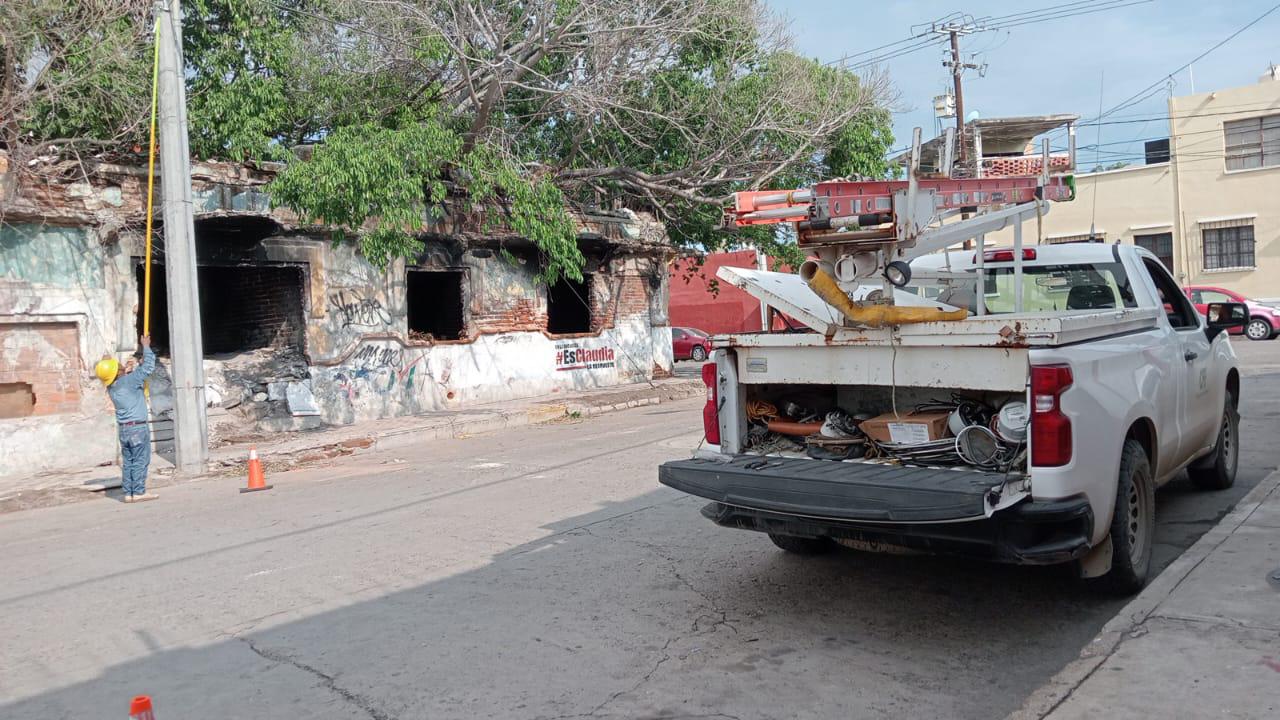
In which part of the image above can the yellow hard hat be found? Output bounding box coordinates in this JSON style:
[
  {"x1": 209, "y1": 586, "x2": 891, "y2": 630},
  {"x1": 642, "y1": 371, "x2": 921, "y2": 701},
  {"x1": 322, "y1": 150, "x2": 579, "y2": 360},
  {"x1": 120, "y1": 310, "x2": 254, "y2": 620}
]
[{"x1": 95, "y1": 357, "x2": 120, "y2": 386}]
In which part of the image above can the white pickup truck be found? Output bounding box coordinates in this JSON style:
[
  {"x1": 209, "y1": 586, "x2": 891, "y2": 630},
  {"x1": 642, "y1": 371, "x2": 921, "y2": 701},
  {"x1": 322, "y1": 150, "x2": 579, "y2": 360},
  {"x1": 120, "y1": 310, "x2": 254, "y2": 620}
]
[{"x1": 660, "y1": 242, "x2": 1246, "y2": 593}]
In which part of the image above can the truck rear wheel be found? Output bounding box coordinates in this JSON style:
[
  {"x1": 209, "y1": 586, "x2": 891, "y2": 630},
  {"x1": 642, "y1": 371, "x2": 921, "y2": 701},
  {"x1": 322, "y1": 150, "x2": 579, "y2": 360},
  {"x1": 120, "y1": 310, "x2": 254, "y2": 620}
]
[
  {"x1": 768, "y1": 533, "x2": 835, "y2": 555},
  {"x1": 1094, "y1": 439, "x2": 1155, "y2": 595},
  {"x1": 1189, "y1": 392, "x2": 1238, "y2": 491}
]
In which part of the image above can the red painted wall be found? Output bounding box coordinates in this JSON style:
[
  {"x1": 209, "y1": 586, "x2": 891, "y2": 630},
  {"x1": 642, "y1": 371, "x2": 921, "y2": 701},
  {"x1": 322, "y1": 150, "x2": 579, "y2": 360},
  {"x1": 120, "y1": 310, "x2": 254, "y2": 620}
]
[{"x1": 669, "y1": 250, "x2": 792, "y2": 334}]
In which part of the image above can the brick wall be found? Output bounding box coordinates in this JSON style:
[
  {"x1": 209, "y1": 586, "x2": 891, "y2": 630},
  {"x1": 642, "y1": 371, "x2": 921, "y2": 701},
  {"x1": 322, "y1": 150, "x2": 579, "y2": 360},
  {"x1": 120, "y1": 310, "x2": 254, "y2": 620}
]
[
  {"x1": 468, "y1": 268, "x2": 651, "y2": 336},
  {"x1": 198, "y1": 266, "x2": 306, "y2": 353},
  {"x1": 0, "y1": 322, "x2": 83, "y2": 416},
  {"x1": 473, "y1": 298, "x2": 546, "y2": 334},
  {"x1": 592, "y1": 274, "x2": 651, "y2": 331},
  {"x1": 980, "y1": 155, "x2": 1072, "y2": 178}
]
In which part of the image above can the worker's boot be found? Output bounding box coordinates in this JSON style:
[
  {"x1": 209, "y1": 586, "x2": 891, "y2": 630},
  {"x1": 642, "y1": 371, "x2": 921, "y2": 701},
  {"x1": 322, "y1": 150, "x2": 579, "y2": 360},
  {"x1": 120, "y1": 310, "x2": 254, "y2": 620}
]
[{"x1": 132, "y1": 492, "x2": 159, "y2": 503}]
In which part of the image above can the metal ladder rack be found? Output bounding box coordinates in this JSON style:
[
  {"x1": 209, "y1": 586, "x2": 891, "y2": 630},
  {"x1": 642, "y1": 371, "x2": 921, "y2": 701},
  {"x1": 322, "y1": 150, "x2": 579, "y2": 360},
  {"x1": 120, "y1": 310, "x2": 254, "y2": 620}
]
[{"x1": 716, "y1": 124, "x2": 1079, "y2": 322}]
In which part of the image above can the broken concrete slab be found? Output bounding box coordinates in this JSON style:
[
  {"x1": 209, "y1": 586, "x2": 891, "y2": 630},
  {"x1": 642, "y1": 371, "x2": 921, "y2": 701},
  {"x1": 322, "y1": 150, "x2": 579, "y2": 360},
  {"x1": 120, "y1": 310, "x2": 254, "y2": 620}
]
[
  {"x1": 286, "y1": 382, "x2": 321, "y2": 417},
  {"x1": 267, "y1": 381, "x2": 288, "y2": 402}
]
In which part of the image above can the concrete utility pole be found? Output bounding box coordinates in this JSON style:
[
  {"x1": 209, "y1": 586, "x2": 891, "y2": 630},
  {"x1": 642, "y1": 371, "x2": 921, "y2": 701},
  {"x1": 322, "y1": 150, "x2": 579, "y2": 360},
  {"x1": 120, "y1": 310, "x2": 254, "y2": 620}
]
[{"x1": 157, "y1": 0, "x2": 208, "y2": 474}]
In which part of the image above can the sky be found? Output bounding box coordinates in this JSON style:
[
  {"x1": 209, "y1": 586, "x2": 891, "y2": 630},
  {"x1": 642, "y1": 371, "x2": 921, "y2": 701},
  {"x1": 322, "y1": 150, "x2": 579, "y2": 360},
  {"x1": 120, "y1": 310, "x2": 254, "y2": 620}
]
[{"x1": 765, "y1": 0, "x2": 1280, "y2": 168}]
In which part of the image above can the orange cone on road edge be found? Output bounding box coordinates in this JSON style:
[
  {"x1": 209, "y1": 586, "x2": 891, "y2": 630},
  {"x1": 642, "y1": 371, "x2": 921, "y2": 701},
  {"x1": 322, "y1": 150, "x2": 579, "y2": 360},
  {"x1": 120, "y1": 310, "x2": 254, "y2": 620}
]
[
  {"x1": 129, "y1": 695, "x2": 155, "y2": 720},
  {"x1": 240, "y1": 446, "x2": 273, "y2": 493}
]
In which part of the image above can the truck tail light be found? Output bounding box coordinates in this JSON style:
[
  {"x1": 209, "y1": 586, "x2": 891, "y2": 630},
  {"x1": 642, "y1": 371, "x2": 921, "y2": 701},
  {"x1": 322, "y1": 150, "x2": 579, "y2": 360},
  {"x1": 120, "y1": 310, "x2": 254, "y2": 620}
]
[
  {"x1": 1031, "y1": 364, "x2": 1072, "y2": 467},
  {"x1": 701, "y1": 361, "x2": 721, "y2": 445}
]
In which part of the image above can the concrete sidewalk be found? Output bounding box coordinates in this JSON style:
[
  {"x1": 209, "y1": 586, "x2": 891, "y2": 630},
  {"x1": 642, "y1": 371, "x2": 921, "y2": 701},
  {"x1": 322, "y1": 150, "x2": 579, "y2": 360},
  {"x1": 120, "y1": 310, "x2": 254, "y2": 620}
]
[
  {"x1": 1011, "y1": 468, "x2": 1280, "y2": 720},
  {"x1": 3, "y1": 375, "x2": 702, "y2": 514}
]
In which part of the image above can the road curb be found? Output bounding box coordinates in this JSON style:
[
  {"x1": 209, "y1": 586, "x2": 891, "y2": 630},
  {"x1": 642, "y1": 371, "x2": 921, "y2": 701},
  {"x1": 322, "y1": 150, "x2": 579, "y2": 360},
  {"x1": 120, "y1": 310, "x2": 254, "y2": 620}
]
[
  {"x1": 259, "y1": 379, "x2": 702, "y2": 467},
  {"x1": 1007, "y1": 467, "x2": 1280, "y2": 720}
]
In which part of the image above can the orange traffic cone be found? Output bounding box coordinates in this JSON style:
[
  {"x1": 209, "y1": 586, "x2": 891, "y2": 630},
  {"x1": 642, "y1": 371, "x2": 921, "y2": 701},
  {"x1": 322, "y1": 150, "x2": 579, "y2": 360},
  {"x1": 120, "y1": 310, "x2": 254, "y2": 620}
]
[
  {"x1": 129, "y1": 695, "x2": 156, "y2": 720},
  {"x1": 240, "y1": 446, "x2": 273, "y2": 493}
]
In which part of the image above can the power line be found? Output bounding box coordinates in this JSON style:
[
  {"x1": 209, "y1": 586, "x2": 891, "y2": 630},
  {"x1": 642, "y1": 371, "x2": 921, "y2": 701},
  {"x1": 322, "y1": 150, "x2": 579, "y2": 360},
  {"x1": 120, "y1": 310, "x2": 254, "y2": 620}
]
[
  {"x1": 1057, "y1": 3, "x2": 1280, "y2": 132},
  {"x1": 848, "y1": 36, "x2": 949, "y2": 69},
  {"x1": 979, "y1": 0, "x2": 1121, "y2": 26},
  {"x1": 986, "y1": 0, "x2": 1154, "y2": 30},
  {"x1": 824, "y1": 33, "x2": 933, "y2": 66}
]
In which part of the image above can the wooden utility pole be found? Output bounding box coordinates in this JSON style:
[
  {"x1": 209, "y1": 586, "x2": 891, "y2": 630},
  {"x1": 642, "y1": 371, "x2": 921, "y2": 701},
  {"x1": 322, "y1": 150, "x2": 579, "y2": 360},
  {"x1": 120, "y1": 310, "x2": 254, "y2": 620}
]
[
  {"x1": 157, "y1": 0, "x2": 208, "y2": 474},
  {"x1": 949, "y1": 30, "x2": 965, "y2": 143},
  {"x1": 936, "y1": 22, "x2": 982, "y2": 161}
]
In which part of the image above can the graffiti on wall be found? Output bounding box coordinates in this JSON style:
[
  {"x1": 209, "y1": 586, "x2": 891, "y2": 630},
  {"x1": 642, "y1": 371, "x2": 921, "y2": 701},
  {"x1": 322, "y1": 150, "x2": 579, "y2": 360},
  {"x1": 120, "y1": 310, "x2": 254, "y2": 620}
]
[
  {"x1": 329, "y1": 290, "x2": 392, "y2": 327},
  {"x1": 555, "y1": 343, "x2": 616, "y2": 372},
  {"x1": 351, "y1": 343, "x2": 403, "y2": 369},
  {"x1": 331, "y1": 339, "x2": 453, "y2": 403}
]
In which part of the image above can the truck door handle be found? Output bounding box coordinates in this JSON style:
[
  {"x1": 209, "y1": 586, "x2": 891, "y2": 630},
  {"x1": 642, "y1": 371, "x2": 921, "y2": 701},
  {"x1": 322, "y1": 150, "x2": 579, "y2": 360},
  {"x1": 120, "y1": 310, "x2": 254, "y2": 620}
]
[{"x1": 1184, "y1": 351, "x2": 1199, "y2": 362}]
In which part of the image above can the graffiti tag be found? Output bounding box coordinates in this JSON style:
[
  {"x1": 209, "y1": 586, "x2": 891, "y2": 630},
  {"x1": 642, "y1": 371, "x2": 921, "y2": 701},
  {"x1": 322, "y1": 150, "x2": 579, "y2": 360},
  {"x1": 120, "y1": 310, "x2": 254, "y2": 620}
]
[
  {"x1": 329, "y1": 290, "x2": 392, "y2": 327},
  {"x1": 352, "y1": 344, "x2": 403, "y2": 369}
]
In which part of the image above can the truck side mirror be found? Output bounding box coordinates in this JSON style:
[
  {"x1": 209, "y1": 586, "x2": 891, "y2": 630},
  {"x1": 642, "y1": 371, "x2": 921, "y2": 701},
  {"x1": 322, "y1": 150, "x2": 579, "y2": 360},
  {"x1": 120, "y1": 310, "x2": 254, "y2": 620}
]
[{"x1": 1205, "y1": 302, "x2": 1247, "y2": 340}]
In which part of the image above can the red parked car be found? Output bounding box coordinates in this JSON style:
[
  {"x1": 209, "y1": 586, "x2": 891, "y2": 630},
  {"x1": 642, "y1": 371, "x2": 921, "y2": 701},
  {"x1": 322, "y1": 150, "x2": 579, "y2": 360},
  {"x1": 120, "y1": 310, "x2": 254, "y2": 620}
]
[
  {"x1": 672, "y1": 327, "x2": 712, "y2": 361},
  {"x1": 1184, "y1": 285, "x2": 1280, "y2": 341}
]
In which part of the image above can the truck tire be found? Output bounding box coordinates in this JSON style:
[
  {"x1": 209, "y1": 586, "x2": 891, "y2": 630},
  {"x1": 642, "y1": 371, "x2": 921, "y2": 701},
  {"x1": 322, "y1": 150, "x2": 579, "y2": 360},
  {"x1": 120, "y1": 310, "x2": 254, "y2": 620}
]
[
  {"x1": 1094, "y1": 439, "x2": 1155, "y2": 595},
  {"x1": 1189, "y1": 392, "x2": 1239, "y2": 491},
  {"x1": 768, "y1": 533, "x2": 835, "y2": 555}
]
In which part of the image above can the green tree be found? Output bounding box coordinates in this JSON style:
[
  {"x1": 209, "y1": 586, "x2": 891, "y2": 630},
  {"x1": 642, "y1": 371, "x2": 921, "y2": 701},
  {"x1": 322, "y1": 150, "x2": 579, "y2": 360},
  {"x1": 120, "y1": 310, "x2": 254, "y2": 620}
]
[
  {"x1": 5, "y1": 0, "x2": 895, "y2": 281},
  {"x1": 0, "y1": 1, "x2": 153, "y2": 158}
]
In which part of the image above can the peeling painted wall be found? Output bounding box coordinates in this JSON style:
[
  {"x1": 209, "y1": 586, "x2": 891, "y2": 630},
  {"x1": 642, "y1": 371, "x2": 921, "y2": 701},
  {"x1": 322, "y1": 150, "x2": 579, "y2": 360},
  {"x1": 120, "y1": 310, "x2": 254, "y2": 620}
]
[
  {"x1": 305, "y1": 241, "x2": 672, "y2": 424},
  {"x1": 0, "y1": 222, "x2": 136, "y2": 478},
  {"x1": 0, "y1": 152, "x2": 672, "y2": 483}
]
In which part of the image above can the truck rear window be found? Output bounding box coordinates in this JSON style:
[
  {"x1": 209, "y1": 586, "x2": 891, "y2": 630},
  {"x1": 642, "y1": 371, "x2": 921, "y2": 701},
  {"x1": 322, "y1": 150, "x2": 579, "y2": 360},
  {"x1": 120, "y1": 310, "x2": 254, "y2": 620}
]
[{"x1": 982, "y1": 262, "x2": 1137, "y2": 313}]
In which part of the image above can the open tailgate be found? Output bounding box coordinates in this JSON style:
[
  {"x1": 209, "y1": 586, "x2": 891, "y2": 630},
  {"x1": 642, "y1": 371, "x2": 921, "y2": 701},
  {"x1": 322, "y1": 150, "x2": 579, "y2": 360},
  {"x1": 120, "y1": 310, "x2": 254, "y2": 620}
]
[{"x1": 660, "y1": 455, "x2": 1012, "y2": 523}]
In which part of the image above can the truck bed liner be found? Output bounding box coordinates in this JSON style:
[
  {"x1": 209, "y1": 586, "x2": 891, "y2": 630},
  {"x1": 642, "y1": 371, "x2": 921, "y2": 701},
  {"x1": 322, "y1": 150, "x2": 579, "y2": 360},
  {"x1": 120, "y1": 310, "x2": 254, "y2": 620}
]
[{"x1": 659, "y1": 455, "x2": 1006, "y2": 523}]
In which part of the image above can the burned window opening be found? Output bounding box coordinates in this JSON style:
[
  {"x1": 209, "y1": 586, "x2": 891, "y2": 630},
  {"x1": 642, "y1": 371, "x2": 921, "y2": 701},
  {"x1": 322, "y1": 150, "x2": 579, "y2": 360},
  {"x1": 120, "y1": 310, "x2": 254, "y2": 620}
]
[
  {"x1": 547, "y1": 275, "x2": 592, "y2": 334},
  {"x1": 138, "y1": 263, "x2": 306, "y2": 356},
  {"x1": 406, "y1": 269, "x2": 465, "y2": 341}
]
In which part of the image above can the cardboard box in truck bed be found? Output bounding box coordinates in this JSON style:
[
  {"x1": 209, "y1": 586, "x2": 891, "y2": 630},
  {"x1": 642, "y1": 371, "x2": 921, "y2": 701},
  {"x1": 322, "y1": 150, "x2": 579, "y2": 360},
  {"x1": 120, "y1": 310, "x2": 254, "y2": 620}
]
[{"x1": 859, "y1": 411, "x2": 951, "y2": 444}]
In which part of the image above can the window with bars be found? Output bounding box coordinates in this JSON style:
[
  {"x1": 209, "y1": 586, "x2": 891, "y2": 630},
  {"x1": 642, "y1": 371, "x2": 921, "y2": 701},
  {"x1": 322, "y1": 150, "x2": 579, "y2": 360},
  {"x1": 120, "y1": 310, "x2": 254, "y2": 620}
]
[
  {"x1": 1224, "y1": 114, "x2": 1280, "y2": 171},
  {"x1": 1202, "y1": 225, "x2": 1255, "y2": 270},
  {"x1": 1134, "y1": 232, "x2": 1174, "y2": 272}
]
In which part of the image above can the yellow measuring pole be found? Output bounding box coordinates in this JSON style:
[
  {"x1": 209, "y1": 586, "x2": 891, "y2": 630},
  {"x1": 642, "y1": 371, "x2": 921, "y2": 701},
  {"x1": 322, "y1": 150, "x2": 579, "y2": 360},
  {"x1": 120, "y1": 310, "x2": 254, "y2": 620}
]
[
  {"x1": 143, "y1": 16, "x2": 161, "y2": 337},
  {"x1": 142, "y1": 17, "x2": 161, "y2": 399}
]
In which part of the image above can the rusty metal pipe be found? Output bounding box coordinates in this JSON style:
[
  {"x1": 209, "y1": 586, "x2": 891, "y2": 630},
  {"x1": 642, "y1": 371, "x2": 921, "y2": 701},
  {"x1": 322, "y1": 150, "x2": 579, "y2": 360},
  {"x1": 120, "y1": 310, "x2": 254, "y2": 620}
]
[
  {"x1": 798, "y1": 213, "x2": 893, "y2": 231},
  {"x1": 798, "y1": 228, "x2": 895, "y2": 246},
  {"x1": 800, "y1": 263, "x2": 968, "y2": 329}
]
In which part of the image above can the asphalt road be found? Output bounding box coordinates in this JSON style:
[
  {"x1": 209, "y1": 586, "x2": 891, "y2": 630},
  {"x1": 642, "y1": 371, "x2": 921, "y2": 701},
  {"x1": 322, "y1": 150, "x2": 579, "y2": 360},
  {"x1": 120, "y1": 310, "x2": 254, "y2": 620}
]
[{"x1": 3, "y1": 343, "x2": 1278, "y2": 719}]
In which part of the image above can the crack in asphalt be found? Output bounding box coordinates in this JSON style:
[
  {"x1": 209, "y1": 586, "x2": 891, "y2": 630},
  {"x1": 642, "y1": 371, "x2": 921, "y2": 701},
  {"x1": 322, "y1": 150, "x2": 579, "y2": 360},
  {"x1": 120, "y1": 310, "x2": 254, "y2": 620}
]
[
  {"x1": 238, "y1": 636, "x2": 393, "y2": 720},
  {"x1": 581, "y1": 526, "x2": 739, "y2": 637},
  {"x1": 539, "y1": 637, "x2": 678, "y2": 720},
  {"x1": 536, "y1": 526, "x2": 741, "y2": 720}
]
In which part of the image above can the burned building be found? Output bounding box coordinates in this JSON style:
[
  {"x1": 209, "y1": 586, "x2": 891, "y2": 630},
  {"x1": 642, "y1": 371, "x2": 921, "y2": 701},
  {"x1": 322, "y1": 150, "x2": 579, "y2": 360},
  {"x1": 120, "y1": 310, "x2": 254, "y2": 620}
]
[{"x1": 0, "y1": 151, "x2": 674, "y2": 482}]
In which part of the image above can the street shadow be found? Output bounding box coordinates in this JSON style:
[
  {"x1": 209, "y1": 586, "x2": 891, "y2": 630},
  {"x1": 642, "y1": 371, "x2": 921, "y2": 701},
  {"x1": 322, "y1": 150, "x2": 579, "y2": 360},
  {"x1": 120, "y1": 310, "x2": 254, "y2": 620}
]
[
  {"x1": 2, "y1": 485, "x2": 1137, "y2": 720},
  {"x1": 13, "y1": 370, "x2": 1272, "y2": 718}
]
